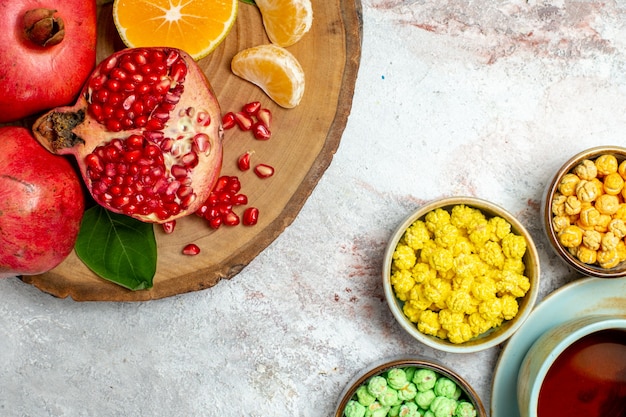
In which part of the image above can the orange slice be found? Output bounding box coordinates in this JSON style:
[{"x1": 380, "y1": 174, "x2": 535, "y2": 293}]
[
  {"x1": 112, "y1": 0, "x2": 238, "y2": 60},
  {"x1": 255, "y1": 0, "x2": 313, "y2": 47},
  {"x1": 231, "y1": 44, "x2": 305, "y2": 109}
]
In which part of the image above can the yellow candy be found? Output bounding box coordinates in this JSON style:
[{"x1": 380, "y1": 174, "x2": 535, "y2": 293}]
[
  {"x1": 576, "y1": 180, "x2": 599, "y2": 202},
  {"x1": 552, "y1": 215, "x2": 571, "y2": 233},
  {"x1": 592, "y1": 178, "x2": 605, "y2": 198},
  {"x1": 391, "y1": 205, "x2": 531, "y2": 344},
  {"x1": 615, "y1": 204, "x2": 626, "y2": 221},
  {"x1": 603, "y1": 172, "x2": 624, "y2": 195},
  {"x1": 552, "y1": 154, "x2": 626, "y2": 269},
  {"x1": 564, "y1": 196, "x2": 582, "y2": 215},
  {"x1": 595, "y1": 194, "x2": 620, "y2": 215},
  {"x1": 578, "y1": 205, "x2": 601, "y2": 227},
  {"x1": 551, "y1": 194, "x2": 567, "y2": 216},
  {"x1": 582, "y1": 229, "x2": 602, "y2": 251},
  {"x1": 558, "y1": 225, "x2": 584, "y2": 248},
  {"x1": 609, "y1": 219, "x2": 626, "y2": 239},
  {"x1": 573, "y1": 159, "x2": 598, "y2": 180},
  {"x1": 595, "y1": 214, "x2": 612, "y2": 233},
  {"x1": 558, "y1": 173, "x2": 580, "y2": 196},
  {"x1": 601, "y1": 231, "x2": 620, "y2": 251},
  {"x1": 576, "y1": 245, "x2": 597, "y2": 264},
  {"x1": 595, "y1": 154, "x2": 618, "y2": 176},
  {"x1": 597, "y1": 248, "x2": 620, "y2": 268}
]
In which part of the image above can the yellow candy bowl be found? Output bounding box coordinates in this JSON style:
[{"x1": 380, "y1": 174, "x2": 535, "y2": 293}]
[
  {"x1": 542, "y1": 146, "x2": 626, "y2": 278},
  {"x1": 382, "y1": 197, "x2": 540, "y2": 353}
]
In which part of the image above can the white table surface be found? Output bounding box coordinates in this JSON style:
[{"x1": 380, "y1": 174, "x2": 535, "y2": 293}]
[{"x1": 2, "y1": 1, "x2": 625, "y2": 415}]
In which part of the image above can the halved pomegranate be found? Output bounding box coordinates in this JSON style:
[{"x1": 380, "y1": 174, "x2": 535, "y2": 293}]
[{"x1": 32, "y1": 47, "x2": 223, "y2": 224}]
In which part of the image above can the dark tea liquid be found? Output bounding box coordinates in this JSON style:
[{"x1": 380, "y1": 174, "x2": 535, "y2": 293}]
[{"x1": 537, "y1": 329, "x2": 626, "y2": 417}]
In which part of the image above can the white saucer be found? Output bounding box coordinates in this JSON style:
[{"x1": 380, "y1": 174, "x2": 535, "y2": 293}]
[{"x1": 490, "y1": 276, "x2": 626, "y2": 417}]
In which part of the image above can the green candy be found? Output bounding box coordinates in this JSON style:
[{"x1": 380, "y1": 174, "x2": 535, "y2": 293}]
[
  {"x1": 365, "y1": 402, "x2": 390, "y2": 417},
  {"x1": 433, "y1": 377, "x2": 460, "y2": 399},
  {"x1": 397, "y1": 382, "x2": 417, "y2": 401},
  {"x1": 344, "y1": 400, "x2": 366, "y2": 417},
  {"x1": 398, "y1": 402, "x2": 420, "y2": 417},
  {"x1": 454, "y1": 401, "x2": 477, "y2": 417},
  {"x1": 389, "y1": 404, "x2": 401, "y2": 417},
  {"x1": 387, "y1": 368, "x2": 409, "y2": 390},
  {"x1": 356, "y1": 385, "x2": 376, "y2": 406},
  {"x1": 403, "y1": 367, "x2": 417, "y2": 382},
  {"x1": 345, "y1": 366, "x2": 473, "y2": 417},
  {"x1": 429, "y1": 396, "x2": 458, "y2": 417},
  {"x1": 412, "y1": 369, "x2": 437, "y2": 392},
  {"x1": 379, "y1": 387, "x2": 401, "y2": 407},
  {"x1": 367, "y1": 376, "x2": 388, "y2": 397},
  {"x1": 414, "y1": 389, "x2": 436, "y2": 409}
]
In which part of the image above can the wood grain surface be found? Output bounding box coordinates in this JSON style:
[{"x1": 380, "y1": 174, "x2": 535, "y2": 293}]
[{"x1": 20, "y1": 0, "x2": 363, "y2": 301}]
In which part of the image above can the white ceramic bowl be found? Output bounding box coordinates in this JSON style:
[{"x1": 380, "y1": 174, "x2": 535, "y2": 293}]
[
  {"x1": 335, "y1": 356, "x2": 487, "y2": 417},
  {"x1": 542, "y1": 146, "x2": 626, "y2": 278},
  {"x1": 517, "y1": 315, "x2": 626, "y2": 417},
  {"x1": 383, "y1": 197, "x2": 540, "y2": 353}
]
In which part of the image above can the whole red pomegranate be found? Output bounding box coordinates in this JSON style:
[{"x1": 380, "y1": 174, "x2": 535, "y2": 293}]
[
  {"x1": 0, "y1": 1, "x2": 97, "y2": 123},
  {"x1": 0, "y1": 127, "x2": 84, "y2": 279},
  {"x1": 32, "y1": 47, "x2": 224, "y2": 224}
]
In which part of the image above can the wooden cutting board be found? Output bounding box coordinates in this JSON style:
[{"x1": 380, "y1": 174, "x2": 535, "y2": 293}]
[{"x1": 20, "y1": 0, "x2": 363, "y2": 301}]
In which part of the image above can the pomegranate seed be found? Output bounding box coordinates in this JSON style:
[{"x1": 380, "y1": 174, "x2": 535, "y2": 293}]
[
  {"x1": 213, "y1": 176, "x2": 229, "y2": 193},
  {"x1": 232, "y1": 194, "x2": 248, "y2": 205},
  {"x1": 182, "y1": 243, "x2": 200, "y2": 256},
  {"x1": 170, "y1": 61, "x2": 187, "y2": 83},
  {"x1": 162, "y1": 220, "x2": 176, "y2": 234},
  {"x1": 208, "y1": 216, "x2": 222, "y2": 229},
  {"x1": 243, "y1": 101, "x2": 261, "y2": 115},
  {"x1": 182, "y1": 152, "x2": 199, "y2": 168},
  {"x1": 106, "y1": 119, "x2": 122, "y2": 132},
  {"x1": 224, "y1": 211, "x2": 240, "y2": 226},
  {"x1": 226, "y1": 176, "x2": 241, "y2": 192},
  {"x1": 237, "y1": 151, "x2": 252, "y2": 171},
  {"x1": 254, "y1": 164, "x2": 275, "y2": 178},
  {"x1": 252, "y1": 122, "x2": 271, "y2": 140},
  {"x1": 121, "y1": 60, "x2": 138, "y2": 74},
  {"x1": 243, "y1": 207, "x2": 259, "y2": 226},
  {"x1": 90, "y1": 103, "x2": 103, "y2": 119},
  {"x1": 257, "y1": 108, "x2": 272, "y2": 129},
  {"x1": 100, "y1": 55, "x2": 118, "y2": 74},
  {"x1": 112, "y1": 195, "x2": 130, "y2": 208},
  {"x1": 146, "y1": 118, "x2": 164, "y2": 131},
  {"x1": 89, "y1": 74, "x2": 107, "y2": 90},
  {"x1": 196, "y1": 111, "x2": 211, "y2": 126},
  {"x1": 222, "y1": 112, "x2": 236, "y2": 129},
  {"x1": 106, "y1": 79, "x2": 121, "y2": 92},
  {"x1": 194, "y1": 175, "x2": 254, "y2": 230},
  {"x1": 110, "y1": 68, "x2": 128, "y2": 81},
  {"x1": 85, "y1": 154, "x2": 103, "y2": 172},
  {"x1": 193, "y1": 133, "x2": 210, "y2": 153},
  {"x1": 234, "y1": 111, "x2": 253, "y2": 131}
]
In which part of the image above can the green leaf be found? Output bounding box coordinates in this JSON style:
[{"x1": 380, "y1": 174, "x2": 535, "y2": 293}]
[
  {"x1": 75, "y1": 206, "x2": 157, "y2": 291},
  {"x1": 239, "y1": 0, "x2": 256, "y2": 5}
]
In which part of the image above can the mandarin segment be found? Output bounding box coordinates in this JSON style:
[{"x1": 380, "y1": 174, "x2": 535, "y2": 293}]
[
  {"x1": 231, "y1": 44, "x2": 305, "y2": 108},
  {"x1": 112, "y1": 0, "x2": 238, "y2": 60},
  {"x1": 255, "y1": 0, "x2": 313, "y2": 47}
]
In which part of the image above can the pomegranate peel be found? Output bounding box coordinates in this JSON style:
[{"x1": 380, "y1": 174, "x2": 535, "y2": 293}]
[{"x1": 33, "y1": 47, "x2": 224, "y2": 224}]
